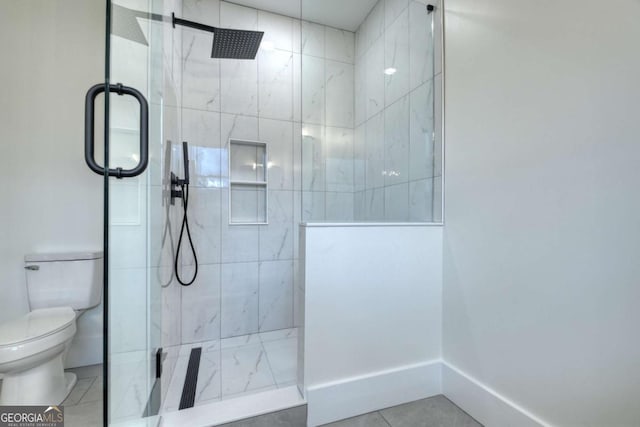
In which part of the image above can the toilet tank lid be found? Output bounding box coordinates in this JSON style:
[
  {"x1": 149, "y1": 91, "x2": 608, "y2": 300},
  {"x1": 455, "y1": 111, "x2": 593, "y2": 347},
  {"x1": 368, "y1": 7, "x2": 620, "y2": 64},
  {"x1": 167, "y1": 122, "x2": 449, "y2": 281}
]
[{"x1": 25, "y1": 251, "x2": 104, "y2": 262}]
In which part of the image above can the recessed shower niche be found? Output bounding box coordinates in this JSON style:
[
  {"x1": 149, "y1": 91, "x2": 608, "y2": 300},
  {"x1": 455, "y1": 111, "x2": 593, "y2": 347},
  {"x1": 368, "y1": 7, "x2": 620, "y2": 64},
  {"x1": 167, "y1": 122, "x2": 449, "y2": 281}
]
[{"x1": 228, "y1": 138, "x2": 268, "y2": 224}]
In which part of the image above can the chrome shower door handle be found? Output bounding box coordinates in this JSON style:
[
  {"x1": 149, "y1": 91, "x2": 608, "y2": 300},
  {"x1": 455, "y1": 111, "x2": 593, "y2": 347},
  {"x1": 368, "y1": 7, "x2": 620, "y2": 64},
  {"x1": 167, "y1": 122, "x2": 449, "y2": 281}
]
[{"x1": 84, "y1": 83, "x2": 149, "y2": 178}]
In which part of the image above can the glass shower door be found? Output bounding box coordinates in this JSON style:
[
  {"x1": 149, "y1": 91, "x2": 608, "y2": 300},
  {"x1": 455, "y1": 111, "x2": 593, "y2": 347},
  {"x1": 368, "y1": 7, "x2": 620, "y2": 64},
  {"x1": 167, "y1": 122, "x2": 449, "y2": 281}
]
[{"x1": 101, "y1": 0, "x2": 166, "y2": 424}]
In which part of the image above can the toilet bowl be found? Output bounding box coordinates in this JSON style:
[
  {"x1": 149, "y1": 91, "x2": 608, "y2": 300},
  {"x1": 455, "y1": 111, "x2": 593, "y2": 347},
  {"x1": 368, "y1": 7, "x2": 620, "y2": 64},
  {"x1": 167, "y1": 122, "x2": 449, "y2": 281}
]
[
  {"x1": 0, "y1": 307, "x2": 77, "y2": 405},
  {"x1": 0, "y1": 251, "x2": 102, "y2": 405}
]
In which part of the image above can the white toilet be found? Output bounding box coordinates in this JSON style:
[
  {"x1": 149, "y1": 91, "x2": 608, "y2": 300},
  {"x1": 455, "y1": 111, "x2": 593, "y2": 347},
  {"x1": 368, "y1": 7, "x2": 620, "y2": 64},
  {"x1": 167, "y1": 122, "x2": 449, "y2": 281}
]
[{"x1": 0, "y1": 251, "x2": 103, "y2": 405}]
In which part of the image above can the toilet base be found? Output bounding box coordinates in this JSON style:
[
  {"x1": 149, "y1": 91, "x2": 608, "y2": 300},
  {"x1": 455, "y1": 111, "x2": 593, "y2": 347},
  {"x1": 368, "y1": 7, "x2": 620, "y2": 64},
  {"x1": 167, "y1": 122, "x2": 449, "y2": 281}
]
[{"x1": 0, "y1": 353, "x2": 76, "y2": 405}]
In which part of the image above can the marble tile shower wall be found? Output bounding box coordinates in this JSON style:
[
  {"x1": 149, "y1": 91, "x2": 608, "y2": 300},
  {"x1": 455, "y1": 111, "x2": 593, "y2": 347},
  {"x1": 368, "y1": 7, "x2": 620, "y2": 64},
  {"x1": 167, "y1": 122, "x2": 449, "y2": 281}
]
[
  {"x1": 353, "y1": 0, "x2": 442, "y2": 222},
  {"x1": 109, "y1": 0, "x2": 184, "y2": 356},
  {"x1": 176, "y1": 0, "x2": 354, "y2": 345},
  {"x1": 300, "y1": 22, "x2": 356, "y2": 222}
]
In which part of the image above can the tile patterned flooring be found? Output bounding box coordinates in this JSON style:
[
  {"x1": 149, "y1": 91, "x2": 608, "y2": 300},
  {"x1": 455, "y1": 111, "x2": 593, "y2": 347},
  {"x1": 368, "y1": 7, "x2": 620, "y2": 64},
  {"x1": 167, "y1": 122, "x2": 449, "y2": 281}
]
[
  {"x1": 219, "y1": 395, "x2": 482, "y2": 427},
  {"x1": 63, "y1": 364, "x2": 103, "y2": 427},
  {"x1": 58, "y1": 332, "x2": 482, "y2": 427}
]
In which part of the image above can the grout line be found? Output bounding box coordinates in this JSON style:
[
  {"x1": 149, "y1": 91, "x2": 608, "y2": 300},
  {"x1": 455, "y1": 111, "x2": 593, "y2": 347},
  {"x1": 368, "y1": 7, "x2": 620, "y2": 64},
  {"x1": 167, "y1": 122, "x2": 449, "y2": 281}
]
[
  {"x1": 322, "y1": 28, "x2": 328, "y2": 222},
  {"x1": 180, "y1": 109, "x2": 305, "y2": 124},
  {"x1": 378, "y1": 410, "x2": 394, "y2": 427},
  {"x1": 382, "y1": 7, "x2": 387, "y2": 222},
  {"x1": 76, "y1": 376, "x2": 98, "y2": 406},
  {"x1": 63, "y1": 376, "x2": 95, "y2": 407},
  {"x1": 441, "y1": 395, "x2": 484, "y2": 426},
  {"x1": 408, "y1": 0, "x2": 414, "y2": 220}
]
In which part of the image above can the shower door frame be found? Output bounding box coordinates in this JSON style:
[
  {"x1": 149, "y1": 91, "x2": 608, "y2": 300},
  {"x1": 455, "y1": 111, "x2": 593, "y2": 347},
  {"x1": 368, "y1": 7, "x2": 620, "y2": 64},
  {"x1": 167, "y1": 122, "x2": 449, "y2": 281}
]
[
  {"x1": 101, "y1": 2, "x2": 111, "y2": 424},
  {"x1": 98, "y1": 0, "x2": 165, "y2": 424}
]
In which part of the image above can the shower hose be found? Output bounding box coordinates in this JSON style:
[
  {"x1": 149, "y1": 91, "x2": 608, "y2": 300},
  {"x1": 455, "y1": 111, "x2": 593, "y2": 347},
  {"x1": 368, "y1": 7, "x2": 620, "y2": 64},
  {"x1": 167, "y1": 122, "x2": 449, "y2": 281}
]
[{"x1": 175, "y1": 181, "x2": 198, "y2": 286}]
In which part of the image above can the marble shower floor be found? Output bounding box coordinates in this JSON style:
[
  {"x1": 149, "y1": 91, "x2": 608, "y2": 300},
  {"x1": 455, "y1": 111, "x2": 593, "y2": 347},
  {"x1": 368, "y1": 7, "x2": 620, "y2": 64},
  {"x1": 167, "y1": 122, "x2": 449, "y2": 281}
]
[
  {"x1": 162, "y1": 327, "x2": 299, "y2": 413},
  {"x1": 56, "y1": 328, "x2": 297, "y2": 426}
]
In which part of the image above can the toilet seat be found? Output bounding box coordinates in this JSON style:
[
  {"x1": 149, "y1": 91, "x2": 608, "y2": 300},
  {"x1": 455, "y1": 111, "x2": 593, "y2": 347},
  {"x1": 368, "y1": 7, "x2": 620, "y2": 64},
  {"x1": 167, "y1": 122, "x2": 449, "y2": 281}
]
[
  {"x1": 0, "y1": 308, "x2": 77, "y2": 370},
  {"x1": 0, "y1": 307, "x2": 76, "y2": 371},
  {"x1": 0, "y1": 307, "x2": 76, "y2": 348}
]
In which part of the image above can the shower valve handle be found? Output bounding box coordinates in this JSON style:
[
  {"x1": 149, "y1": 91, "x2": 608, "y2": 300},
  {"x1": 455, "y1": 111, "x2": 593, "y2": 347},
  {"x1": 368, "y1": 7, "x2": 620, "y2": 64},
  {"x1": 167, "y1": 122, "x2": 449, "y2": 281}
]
[{"x1": 170, "y1": 172, "x2": 185, "y2": 205}]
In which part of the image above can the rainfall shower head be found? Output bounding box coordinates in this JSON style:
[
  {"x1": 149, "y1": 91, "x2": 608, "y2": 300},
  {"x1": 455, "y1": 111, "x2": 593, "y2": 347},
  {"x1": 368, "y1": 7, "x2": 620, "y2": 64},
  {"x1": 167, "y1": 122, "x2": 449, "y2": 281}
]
[
  {"x1": 172, "y1": 13, "x2": 264, "y2": 60},
  {"x1": 111, "y1": 8, "x2": 264, "y2": 59},
  {"x1": 211, "y1": 28, "x2": 264, "y2": 59}
]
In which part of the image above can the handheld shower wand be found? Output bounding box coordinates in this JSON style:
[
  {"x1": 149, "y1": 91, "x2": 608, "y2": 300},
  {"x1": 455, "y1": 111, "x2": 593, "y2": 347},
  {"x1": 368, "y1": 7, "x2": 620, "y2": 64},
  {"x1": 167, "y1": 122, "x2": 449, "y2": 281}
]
[{"x1": 171, "y1": 141, "x2": 198, "y2": 286}]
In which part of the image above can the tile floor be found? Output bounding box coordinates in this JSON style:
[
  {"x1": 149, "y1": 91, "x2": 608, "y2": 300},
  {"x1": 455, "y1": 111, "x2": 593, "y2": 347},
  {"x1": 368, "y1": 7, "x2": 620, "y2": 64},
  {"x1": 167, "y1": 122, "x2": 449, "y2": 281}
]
[
  {"x1": 63, "y1": 364, "x2": 103, "y2": 427},
  {"x1": 162, "y1": 327, "x2": 299, "y2": 412},
  {"x1": 57, "y1": 332, "x2": 480, "y2": 427},
  {"x1": 219, "y1": 395, "x2": 482, "y2": 427}
]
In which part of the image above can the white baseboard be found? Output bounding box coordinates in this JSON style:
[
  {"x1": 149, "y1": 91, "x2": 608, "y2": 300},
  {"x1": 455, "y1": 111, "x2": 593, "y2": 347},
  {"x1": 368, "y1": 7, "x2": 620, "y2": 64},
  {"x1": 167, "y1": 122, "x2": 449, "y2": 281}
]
[
  {"x1": 305, "y1": 360, "x2": 551, "y2": 427},
  {"x1": 306, "y1": 360, "x2": 442, "y2": 427},
  {"x1": 442, "y1": 362, "x2": 551, "y2": 427}
]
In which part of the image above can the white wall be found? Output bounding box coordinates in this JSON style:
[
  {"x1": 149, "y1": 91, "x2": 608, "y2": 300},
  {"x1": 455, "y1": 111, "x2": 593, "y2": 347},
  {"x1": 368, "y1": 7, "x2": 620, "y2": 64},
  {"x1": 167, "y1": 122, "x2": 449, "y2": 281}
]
[
  {"x1": 443, "y1": 0, "x2": 640, "y2": 425},
  {"x1": 0, "y1": 0, "x2": 103, "y2": 334},
  {"x1": 302, "y1": 224, "x2": 442, "y2": 426}
]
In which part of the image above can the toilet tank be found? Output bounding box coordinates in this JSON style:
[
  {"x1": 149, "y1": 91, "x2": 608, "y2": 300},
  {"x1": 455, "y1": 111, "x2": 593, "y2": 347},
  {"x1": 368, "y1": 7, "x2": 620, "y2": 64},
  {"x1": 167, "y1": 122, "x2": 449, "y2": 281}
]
[{"x1": 24, "y1": 251, "x2": 103, "y2": 310}]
